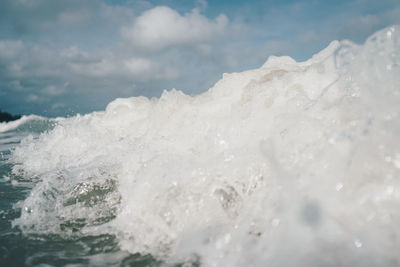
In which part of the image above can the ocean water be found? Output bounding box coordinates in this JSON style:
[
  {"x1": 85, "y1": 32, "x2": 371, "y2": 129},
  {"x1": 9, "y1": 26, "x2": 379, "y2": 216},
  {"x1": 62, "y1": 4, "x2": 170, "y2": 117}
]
[{"x1": 1, "y1": 25, "x2": 400, "y2": 266}]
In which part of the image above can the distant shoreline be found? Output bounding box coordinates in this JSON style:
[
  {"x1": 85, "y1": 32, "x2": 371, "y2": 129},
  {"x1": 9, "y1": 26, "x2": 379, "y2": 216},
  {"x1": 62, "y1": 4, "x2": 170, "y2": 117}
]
[{"x1": 0, "y1": 110, "x2": 21, "y2": 122}]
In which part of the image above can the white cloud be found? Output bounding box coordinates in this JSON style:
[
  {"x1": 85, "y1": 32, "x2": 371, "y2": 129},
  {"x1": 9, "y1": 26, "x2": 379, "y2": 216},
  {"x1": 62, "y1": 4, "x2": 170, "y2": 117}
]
[
  {"x1": 0, "y1": 3, "x2": 285, "y2": 116},
  {"x1": 2, "y1": 0, "x2": 398, "y2": 117},
  {"x1": 42, "y1": 85, "x2": 65, "y2": 96},
  {"x1": 26, "y1": 94, "x2": 41, "y2": 103},
  {"x1": 0, "y1": 2, "x2": 258, "y2": 116},
  {"x1": 0, "y1": 37, "x2": 181, "y2": 101},
  {"x1": 124, "y1": 58, "x2": 152, "y2": 74},
  {"x1": 68, "y1": 58, "x2": 116, "y2": 77},
  {"x1": 0, "y1": 40, "x2": 24, "y2": 59},
  {"x1": 122, "y1": 6, "x2": 228, "y2": 51}
]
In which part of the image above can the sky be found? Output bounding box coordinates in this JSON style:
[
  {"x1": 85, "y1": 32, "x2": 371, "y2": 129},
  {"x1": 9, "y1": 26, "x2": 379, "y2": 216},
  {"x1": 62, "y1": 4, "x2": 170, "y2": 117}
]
[{"x1": 0, "y1": 0, "x2": 399, "y2": 117}]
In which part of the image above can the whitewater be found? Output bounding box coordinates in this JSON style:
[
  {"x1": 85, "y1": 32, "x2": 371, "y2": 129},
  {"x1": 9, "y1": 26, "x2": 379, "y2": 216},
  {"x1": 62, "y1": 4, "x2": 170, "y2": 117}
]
[{"x1": 1, "y1": 25, "x2": 399, "y2": 266}]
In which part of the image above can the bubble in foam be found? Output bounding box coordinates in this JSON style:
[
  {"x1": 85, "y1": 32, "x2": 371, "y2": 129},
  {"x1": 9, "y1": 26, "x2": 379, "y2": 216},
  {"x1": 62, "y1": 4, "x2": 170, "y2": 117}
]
[{"x1": 10, "y1": 25, "x2": 400, "y2": 266}]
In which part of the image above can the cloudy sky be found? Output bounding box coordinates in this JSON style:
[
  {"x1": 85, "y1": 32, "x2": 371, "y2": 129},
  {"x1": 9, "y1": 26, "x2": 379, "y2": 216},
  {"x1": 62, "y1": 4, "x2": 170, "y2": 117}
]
[{"x1": 0, "y1": 0, "x2": 399, "y2": 117}]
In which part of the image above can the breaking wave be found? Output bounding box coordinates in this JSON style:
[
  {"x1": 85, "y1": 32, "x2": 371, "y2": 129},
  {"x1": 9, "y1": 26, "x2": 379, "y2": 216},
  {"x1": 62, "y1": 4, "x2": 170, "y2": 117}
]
[
  {"x1": 0, "y1": 115, "x2": 54, "y2": 134},
  {"x1": 9, "y1": 25, "x2": 400, "y2": 266}
]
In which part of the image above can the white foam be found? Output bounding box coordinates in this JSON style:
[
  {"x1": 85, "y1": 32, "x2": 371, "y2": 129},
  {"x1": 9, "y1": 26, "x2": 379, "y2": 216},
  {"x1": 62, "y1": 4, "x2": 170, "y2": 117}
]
[
  {"x1": 0, "y1": 115, "x2": 45, "y2": 133},
  {"x1": 10, "y1": 25, "x2": 400, "y2": 266}
]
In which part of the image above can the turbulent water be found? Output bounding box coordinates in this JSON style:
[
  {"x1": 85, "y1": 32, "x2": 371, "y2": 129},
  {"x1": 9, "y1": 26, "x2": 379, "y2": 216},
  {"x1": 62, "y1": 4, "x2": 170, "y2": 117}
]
[{"x1": 1, "y1": 25, "x2": 400, "y2": 266}]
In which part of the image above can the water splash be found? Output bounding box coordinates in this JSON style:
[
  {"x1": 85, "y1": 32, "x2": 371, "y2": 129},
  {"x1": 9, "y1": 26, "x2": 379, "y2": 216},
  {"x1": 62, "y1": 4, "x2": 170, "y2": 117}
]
[{"x1": 10, "y1": 25, "x2": 400, "y2": 266}]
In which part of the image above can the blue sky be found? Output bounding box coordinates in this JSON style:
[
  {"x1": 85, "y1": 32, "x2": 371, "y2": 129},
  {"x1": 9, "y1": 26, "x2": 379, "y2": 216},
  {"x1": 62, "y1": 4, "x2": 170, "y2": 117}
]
[{"x1": 0, "y1": 0, "x2": 399, "y2": 117}]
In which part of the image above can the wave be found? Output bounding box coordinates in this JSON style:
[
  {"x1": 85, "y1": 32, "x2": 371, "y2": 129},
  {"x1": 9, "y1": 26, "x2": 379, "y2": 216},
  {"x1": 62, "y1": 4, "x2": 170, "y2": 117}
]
[
  {"x1": 9, "y1": 25, "x2": 400, "y2": 266},
  {"x1": 0, "y1": 115, "x2": 59, "y2": 134}
]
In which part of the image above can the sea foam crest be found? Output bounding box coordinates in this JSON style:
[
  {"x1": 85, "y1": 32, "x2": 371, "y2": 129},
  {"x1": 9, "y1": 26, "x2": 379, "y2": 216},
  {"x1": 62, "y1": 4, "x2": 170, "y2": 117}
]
[
  {"x1": 11, "y1": 26, "x2": 400, "y2": 266},
  {"x1": 0, "y1": 115, "x2": 49, "y2": 133}
]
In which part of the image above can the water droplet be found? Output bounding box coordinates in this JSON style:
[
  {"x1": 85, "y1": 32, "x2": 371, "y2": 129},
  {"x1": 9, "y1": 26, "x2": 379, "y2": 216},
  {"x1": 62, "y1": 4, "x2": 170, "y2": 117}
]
[
  {"x1": 336, "y1": 183, "x2": 343, "y2": 191},
  {"x1": 354, "y1": 239, "x2": 363, "y2": 248},
  {"x1": 24, "y1": 207, "x2": 32, "y2": 213}
]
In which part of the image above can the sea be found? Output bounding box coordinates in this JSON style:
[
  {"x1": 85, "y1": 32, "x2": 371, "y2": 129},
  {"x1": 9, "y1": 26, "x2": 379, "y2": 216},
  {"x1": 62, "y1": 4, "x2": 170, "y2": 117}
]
[{"x1": 0, "y1": 25, "x2": 399, "y2": 266}]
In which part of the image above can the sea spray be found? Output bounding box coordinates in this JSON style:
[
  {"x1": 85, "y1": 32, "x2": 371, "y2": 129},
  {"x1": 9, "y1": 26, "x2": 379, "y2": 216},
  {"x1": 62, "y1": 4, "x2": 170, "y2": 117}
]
[{"x1": 9, "y1": 25, "x2": 400, "y2": 266}]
